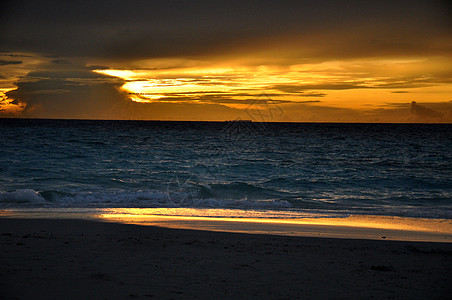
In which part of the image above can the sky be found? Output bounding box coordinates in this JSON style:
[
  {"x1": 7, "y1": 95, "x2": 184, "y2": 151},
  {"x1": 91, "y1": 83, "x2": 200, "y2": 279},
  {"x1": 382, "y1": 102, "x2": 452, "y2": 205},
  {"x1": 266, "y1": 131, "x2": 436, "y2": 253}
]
[{"x1": 1, "y1": 0, "x2": 451, "y2": 122}]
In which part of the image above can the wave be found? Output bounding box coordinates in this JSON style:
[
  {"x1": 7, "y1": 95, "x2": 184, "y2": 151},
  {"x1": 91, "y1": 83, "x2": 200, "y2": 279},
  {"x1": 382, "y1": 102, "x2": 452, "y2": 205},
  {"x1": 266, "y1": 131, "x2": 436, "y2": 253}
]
[
  {"x1": 1, "y1": 179, "x2": 451, "y2": 219},
  {"x1": 1, "y1": 187, "x2": 451, "y2": 219},
  {"x1": 0, "y1": 189, "x2": 47, "y2": 205},
  {"x1": 0, "y1": 186, "x2": 292, "y2": 210}
]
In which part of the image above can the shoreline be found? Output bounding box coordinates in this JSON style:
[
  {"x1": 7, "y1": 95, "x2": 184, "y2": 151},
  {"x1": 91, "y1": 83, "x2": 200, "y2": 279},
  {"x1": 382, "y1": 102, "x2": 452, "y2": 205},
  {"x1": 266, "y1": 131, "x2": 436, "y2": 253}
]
[
  {"x1": 1, "y1": 217, "x2": 451, "y2": 299},
  {"x1": 1, "y1": 208, "x2": 451, "y2": 243}
]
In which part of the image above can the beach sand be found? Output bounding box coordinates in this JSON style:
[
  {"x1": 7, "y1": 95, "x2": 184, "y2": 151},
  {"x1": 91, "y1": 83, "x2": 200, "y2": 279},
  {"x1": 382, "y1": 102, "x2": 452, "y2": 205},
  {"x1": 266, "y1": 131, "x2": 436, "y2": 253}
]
[{"x1": 1, "y1": 218, "x2": 451, "y2": 299}]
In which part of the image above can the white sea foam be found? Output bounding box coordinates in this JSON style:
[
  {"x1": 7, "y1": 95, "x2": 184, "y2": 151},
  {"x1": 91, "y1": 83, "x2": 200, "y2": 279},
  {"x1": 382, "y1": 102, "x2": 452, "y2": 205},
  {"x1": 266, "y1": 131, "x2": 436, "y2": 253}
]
[
  {"x1": 0, "y1": 189, "x2": 47, "y2": 205},
  {"x1": 0, "y1": 189, "x2": 292, "y2": 210}
]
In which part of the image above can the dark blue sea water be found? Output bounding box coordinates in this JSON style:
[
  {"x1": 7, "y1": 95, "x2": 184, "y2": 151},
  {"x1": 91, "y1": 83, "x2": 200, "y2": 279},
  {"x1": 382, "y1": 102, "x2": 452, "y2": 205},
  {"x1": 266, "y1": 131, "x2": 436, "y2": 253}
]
[{"x1": 1, "y1": 119, "x2": 451, "y2": 219}]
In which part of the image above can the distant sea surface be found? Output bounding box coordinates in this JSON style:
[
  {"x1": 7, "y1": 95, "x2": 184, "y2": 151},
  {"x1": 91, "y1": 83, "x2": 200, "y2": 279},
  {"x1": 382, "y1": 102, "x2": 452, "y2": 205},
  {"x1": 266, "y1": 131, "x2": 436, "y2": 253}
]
[{"x1": 1, "y1": 119, "x2": 451, "y2": 219}]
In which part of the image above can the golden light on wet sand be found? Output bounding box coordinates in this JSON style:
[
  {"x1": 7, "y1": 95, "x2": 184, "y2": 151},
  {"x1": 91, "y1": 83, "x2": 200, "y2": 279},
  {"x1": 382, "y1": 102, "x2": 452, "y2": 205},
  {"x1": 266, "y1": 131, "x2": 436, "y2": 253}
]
[{"x1": 96, "y1": 208, "x2": 452, "y2": 242}]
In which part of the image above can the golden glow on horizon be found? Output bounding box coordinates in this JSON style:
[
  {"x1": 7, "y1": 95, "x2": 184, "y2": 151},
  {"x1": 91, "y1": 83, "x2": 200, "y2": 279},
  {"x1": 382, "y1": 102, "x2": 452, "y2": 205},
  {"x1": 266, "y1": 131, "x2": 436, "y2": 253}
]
[
  {"x1": 93, "y1": 55, "x2": 452, "y2": 114},
  {"x1": 95, "y1": 69, "x2": 150, "y2": 81},
  {"x1": 0, "y1": 88, "x2": 25, "y2": 115},
  {"x1": 1, "y1": 51, "x2": 451, "y2": 122}
]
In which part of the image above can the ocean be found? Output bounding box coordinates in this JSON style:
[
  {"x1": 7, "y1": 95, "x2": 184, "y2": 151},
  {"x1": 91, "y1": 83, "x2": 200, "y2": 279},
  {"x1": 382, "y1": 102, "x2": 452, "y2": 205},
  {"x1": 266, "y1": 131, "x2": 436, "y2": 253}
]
[{"x1": 0, "y1": 118, "x2": 451, "y2": 220}]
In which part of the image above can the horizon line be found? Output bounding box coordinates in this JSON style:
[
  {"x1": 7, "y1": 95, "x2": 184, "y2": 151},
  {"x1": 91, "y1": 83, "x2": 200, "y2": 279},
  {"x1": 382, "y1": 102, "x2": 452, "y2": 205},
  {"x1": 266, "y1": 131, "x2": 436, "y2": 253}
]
[{"x1": 1, "y1": 117, "x2": 451, "y2": 125}]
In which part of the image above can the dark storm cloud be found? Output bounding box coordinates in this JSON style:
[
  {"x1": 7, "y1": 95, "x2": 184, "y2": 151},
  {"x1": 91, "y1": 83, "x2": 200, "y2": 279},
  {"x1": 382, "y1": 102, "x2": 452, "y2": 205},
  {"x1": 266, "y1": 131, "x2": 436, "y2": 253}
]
[
  {"x1": 1, "y1": 0, "x2": 450, "y2": 60},
  {"x1": 5, "y1": 64, "x2": 130, "y2": 118}
]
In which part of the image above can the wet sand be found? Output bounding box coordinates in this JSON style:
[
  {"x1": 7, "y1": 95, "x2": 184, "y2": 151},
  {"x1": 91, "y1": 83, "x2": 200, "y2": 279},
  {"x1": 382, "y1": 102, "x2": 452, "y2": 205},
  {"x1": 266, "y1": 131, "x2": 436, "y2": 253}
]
[{"x1": 1, "y1": 218, "x2": 451, "y2": 299}]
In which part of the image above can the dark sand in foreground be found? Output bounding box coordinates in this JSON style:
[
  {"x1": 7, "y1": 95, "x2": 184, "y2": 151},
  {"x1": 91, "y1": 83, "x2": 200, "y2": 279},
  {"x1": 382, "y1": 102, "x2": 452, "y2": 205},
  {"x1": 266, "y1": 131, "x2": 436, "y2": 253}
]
[{"x1": 1, "y1": 218, "x2": 451, "y2": 299}]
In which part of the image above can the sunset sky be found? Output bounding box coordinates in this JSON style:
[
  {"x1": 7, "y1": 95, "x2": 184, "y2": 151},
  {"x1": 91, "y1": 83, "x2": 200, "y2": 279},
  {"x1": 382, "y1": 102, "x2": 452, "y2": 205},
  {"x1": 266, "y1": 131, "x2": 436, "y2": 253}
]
[{"x1": 1, "y1": 0, "x2": 451, "y2": 122}]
